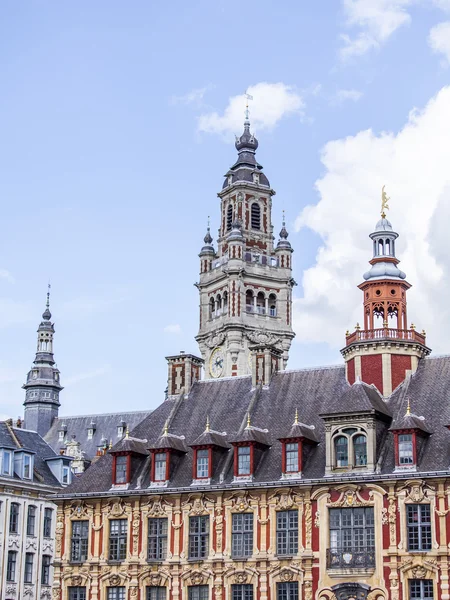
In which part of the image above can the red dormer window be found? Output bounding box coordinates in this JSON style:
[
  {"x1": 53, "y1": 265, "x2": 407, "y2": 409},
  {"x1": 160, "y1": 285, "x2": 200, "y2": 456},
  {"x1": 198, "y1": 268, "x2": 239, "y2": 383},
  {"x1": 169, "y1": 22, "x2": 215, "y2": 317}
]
[
  {"x1": 234, "y1": 445, "x2": 253, "y2": 477},
  {"x1": 193, "y1": 448, "x2": 212, "y2": 479},
  {"x1": 151, "y1": 451, "x2": 170, "y2": 482},
  {"x1": 284, "y1": 441, "x2": 301, "y2": 473},
  {"x1": 112, "y1": 453, "x2": 131, "y2": 485},
  {"x1": 394, "y1": 431, "x2": 416, "y2": 467}
]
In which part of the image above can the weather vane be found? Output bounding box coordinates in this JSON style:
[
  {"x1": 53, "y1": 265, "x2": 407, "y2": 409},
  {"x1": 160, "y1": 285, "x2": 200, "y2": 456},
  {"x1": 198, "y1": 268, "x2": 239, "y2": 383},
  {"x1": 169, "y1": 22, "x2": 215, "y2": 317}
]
[
  {"x1": 381, "y1": 185, "x2": 390, "y2": 218},
  {"x1": 244, "y1": 90, "x2": 253, "y2": 121}
]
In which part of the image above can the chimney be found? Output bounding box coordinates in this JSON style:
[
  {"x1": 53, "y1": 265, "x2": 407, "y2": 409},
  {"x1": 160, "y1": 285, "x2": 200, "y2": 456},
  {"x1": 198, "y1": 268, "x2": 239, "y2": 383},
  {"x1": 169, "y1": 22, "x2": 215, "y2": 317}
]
[
  {"x1": 166, "y1": 353, "x2": 204, "y2": 398},
  {"x1": 250, "y1": 345, "x2": 282, "y2": 387}
]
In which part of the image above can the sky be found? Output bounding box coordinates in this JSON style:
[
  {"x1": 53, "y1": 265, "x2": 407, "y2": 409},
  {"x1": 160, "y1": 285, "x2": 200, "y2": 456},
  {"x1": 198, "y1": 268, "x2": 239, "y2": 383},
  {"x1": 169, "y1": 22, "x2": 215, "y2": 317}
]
[{"x1": 1, "y1": 0, "x2": 450, "y2": 419}]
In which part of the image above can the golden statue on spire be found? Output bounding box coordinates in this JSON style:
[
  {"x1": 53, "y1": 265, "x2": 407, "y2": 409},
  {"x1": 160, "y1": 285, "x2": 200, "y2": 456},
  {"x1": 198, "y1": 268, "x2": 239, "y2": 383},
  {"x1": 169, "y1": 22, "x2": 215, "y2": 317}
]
[{"x1": 381, "y1": 185, "x2": 390, "y2": 218}]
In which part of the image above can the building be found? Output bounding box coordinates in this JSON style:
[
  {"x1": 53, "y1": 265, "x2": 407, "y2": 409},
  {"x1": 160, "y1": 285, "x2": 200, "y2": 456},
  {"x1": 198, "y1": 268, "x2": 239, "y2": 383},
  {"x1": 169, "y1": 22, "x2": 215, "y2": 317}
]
[
  {"x1": 51, "y1": 119, "x2": 450, "y2": 600},
  {"x1": 0, "y1": 420, "x2": 72, "y2": 600}
]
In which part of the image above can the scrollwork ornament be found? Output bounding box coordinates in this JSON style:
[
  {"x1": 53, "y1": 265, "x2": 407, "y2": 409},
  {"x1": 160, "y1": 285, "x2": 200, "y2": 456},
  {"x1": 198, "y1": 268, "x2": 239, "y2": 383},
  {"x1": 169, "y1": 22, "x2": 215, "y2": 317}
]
[
  {"x1": 314, "y1": 510, "x2": 320, "y2": 528},
  {"x1": 234, "y1": 572, "x2": 247, "y2": 584},
  {"x1": 280, "y1": 569, "x2": 294, "y2": 582}
]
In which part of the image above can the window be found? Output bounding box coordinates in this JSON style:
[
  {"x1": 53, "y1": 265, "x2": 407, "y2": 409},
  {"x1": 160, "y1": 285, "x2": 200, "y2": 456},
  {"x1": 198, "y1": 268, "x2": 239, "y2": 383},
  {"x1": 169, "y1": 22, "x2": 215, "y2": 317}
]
[
  {"x1": 147, "y1": 588, "x2": 167, "y2": 600},
  {"x1": 69, "y1": 588, "x2": 87, "y2": 600},
  {"x1": 87, "y1": 428, "x2": 94, "y2": 439},
  {"x1": 277, "y1": 582, "x2": 299, "y2": 600},
  {"x1": 399, "y1": 433, "x2": 414, "y2": 465},
  {"x1": 41, "y1": 555, "x2": 51, "y2": 585},
  {"x1": 3, "y1": 450, "x2": 12, "y2": 475},
  {"x1": 58, "y1": 431, "x2": 65, "y2": 441},
  {"x1": 117, "y1": 425, "x2": 124, "y2": 437},
  {"x1": 148, "y1": 518, "x2": 168, "y2": 560},
  {"x1": 107, "y1": 588, "x2": 126, "y2": 600},
  {"x1": 237, "y1": 446, "x2": 251, "y2": 475},
  {"x1": 232, "y1": 513, "x2": 253, "y2": 558},
  {"x1": 24, "y1": 552, "x2": 34, "y2": 583},
  {"x1": 9, "y1": 502, "x2": 19, "y2": 533},
  {"x1": 63, "y1": 465, "x2": 70, "y2": 485},
  {"x1": 277, "y1": 510, "x2": 298, "y2": 556},
  {"x1": 43, "y1": 508, "x2": 53, "y2": 537},
  {"x1": 115, "y1": 455, "x2": 128, "y2": 484},
  {"x1": 196, "y1": 449, "x2": 209, "y2": 479},
  {"x1": 269, "y1": 294, "x2": 277, "y2": 317},
  {"x1": 188, "y1": 586, "x2": 209, "y2": 600},
  {"x1": 232, "y1": 585, "x2": 254, "y2": 600},
  {"x1": 407, "y1": 504, "x2": 432, "y2": 551},
  {"x1": 251, "y1": 203, "x2": 261, "y2": 230},
  {"x1": 6, "y1": 551, "x2": 17, "y2": 582},
  {"x1": 154, "y1": 452, "x2": 167, "y2": 481},
  {"x1": 410, "y1": 580, "x2": 433, "y2": 600},
  {"x1": 109, "y1": 519, "x2": 128, "y2": 561},
  {"x1": 189, "y1": 515, "x2": 209, "y2": 559},
  {"x1": 27, "y1": 505, "x2": 36, "y2": 536},
  {"x1": 353, "y1": 435, "x2": 367, "y2": 466},
  {"x1": 285, "y1": 443, "x2": 299, "y2": 473},
  {"x1": 335, "y1": 436, "x2": 348, "y2": 467},
  {"x1": 328, "y1": 507, "x2": 375, "y2": 569},
  {"x1": 71, "y1": 520, "x2": 89, "y2": 562},
  {"x1": 227, "y1": 204, "x2": 233, "y2": 231}
]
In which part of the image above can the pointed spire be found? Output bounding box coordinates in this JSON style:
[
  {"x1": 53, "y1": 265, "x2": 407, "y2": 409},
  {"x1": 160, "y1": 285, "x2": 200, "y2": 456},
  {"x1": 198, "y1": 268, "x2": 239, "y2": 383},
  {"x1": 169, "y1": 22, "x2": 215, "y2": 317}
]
[
  {"x1": 405, "y1": 397, "x2": 411, "y2": 417},
  {"x1": 205, "y1": 415, "x2": 210, "y2": 432},
  {"x1": 42, "y1": 283, "x2": 52, "y2": 321},
  {"x1": 277, "y1": 210, "x2": 291, "y2": 250},
  {"x1": 294, "y1": 408, "x2": 299, "y2": 425},
  {"x1": 204, "y1": 216, "x2": 213, "y2": 245}
]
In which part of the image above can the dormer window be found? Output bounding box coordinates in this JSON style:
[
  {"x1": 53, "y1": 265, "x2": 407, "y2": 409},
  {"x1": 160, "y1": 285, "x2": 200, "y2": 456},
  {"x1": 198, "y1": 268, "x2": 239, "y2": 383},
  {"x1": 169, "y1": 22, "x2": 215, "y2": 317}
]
[
  {"x1": 62, "y1": 465, "x2": 71, "y2": 485},
  {"x1": 335, "y1": 436, "x2": 348, "y2": 467},
  {"x1": 23, "y1": 454, "x2": 32, "y2": 479},
  {"x1": 2, "y1": 450, "x2": 13, "y2": 476},
  {"x1": 113, "y1": 455, "x2": 129, "y2": 484},
  {"x1": 87, "y1": 428, "x2": 94, "y2": 439},
  {"x1": 285, "y1": 442, "x2": 300, "y2": 473},
  {"x1": 333, "y1": 429, "x2": 367, "y2": 468},
  {"x1": 153, "y1": 452, "x2": 168, "y2": 481},
  {"x1": 399, "y1": 433, "x2": 414, "y2": 464},
  {"x1": 117, "y1": 425, "x2": 125, "y2": 437},
  {"x1": 195, "y1": 449, "x2": 210, "y2": 479},
  {"x1": 236, "y1": 446, "x2": 252, "y2": 476},
  {"x1": 189, "y1": 421, "x2": 230, "y2": 484},
  {"x1": 58, "y1": 431, "x2": 64, "y2": 441}
]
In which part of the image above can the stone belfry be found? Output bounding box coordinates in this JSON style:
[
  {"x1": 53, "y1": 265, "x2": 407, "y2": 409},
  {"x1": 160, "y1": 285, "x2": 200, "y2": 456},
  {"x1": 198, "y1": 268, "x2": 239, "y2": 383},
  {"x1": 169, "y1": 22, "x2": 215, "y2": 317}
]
[
  {"x1": 196, "y1": 111, "x2": 296, "y2": 379},
  {"x1": 23, "y1": 288, "x2": 63, "y2": 436}
]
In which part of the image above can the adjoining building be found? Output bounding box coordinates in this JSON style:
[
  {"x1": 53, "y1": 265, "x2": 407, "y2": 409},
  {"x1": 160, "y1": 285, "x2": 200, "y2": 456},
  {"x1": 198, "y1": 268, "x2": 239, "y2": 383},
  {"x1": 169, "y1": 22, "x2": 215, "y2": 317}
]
[{"x1": 50, "y1": 118, "x2": 449, "y2": 600}]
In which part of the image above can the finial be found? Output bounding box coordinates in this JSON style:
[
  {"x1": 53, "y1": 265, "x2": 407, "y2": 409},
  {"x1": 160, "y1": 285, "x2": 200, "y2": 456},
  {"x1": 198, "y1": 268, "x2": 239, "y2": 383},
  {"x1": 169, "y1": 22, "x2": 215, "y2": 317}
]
[
  {"x1": 206, "y1": 415, "x2": 210, "y2": 432},
  {"x1": 381, "y1": 185, "x2": 390, "y2": 219},
  {"x1": 42, "y1": 282, "x2": 52, "y2": 321},
  {"x1": 163, "y1": 420, "x2": 169, "y2": 436},
  {"x1": 246, "y1": 412, "x2": 251, "y2": 428},
  {"x1": 410, "y1": 323, "x2": 416, "y2": 330},
  {"x1": 109, "y1": 439, "x2": 112, "y2": 450},
  {"x1": 405, "y1": 397, "x2": 411, "y2": 416},
  {"x1": 46, "y1": 282, "x2": 51, "y2": 308},
  {"x1": 244, "y1": 90, "x2": 253, "y2": 123},
  {"x1": 282, "y1": 209, "x2": 286, "y2": 227},
  {"x1": 355, "y1": 322, "x2": 361, "y2": 330},
  {"x1": 125, "y1": 425, "x2": 129, "y2": 439},
  {"x1": 294, "y1": 408, "x2": 299, "y2": 425}
]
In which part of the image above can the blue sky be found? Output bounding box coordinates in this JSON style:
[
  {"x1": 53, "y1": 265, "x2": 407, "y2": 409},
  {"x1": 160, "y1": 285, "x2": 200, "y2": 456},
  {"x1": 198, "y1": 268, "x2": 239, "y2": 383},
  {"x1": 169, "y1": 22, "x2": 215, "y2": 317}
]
[{"x1": 1, "y1": 1, "x2": 450, "y2": 419}]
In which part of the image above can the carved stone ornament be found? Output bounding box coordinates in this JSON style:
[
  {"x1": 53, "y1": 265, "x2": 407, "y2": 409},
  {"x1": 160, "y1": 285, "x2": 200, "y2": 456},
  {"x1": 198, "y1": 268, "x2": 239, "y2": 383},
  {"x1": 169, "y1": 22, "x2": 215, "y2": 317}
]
[
  {"x1": 314, "y1": 510, "x2": 320, "y2": 528},
  {"x1": 230, "y1": 491, "x2": 251, "y2": 512},
  {"x1": 52, "y1": 588, "x2": 61, "y2": 600},
  {"x1": 109, "y1": 574, "x2": 122, "y2": 586},
  {"x1": 130, "y1": 588, "x2": 138, "y2": 599},
  {"x1": 205, "y1": 332, "x2": 226, "y2": 349},
  {"x1": 183, "y1": 494, "x2": 213, "y2": 515},
  {"x1": 269, "y1": 488, "x2": 301, "y2": 510},
  {"x1": 5, "y1": 584, "x2": 16, "y2": 597},
  {"x1": 234, "y1": 572, "x2": 248, "y2": 584},
  {"x1": 23, "y1": 586, "x2": 34, "y2": 598},
  {"x1": 147, "y1": 496, "x2": 171, "y2": 517},
  {"x1": 8, "y1": 535, "x2": 20, "y2": 549},
  {"x1": 190, "y1": 571, "x2": 205, "y2": 586},
  {"x1": 279, "y1": 569, "x2": 294, "y2": 582},
  {"x1": 304, "y1": 581, "x2": 313, "y2": 600},
  {"x1": 149, "y1": 574, "x2": 162, "y2": 587},
  {"x1": 411, "y1": 566, "x2": 428, "y2": 579},
  {"x1": 246, "y1": 330, "x2": 282, "y2": 348},
  {"x1": 41, "y1": 588, "x2": 52, "y2": 600},
  {"x1": 26, "y1": 538, "x2": 38, "y2": 550},
  {"x1": 70, "y1": 500, "x2": 91, "y2": 519},
  {"x1": 402, "y1": 480, "x2": 430, "y2": 503},
  {"x1": 104, "y1": 497, "x2": 130, "y2": 517},
  {"x1": 71, "y1": 576, "x2": 82, "y2": 586},
  {"x1": 327, "y1": 488, "x2": 373, "y2": 508},
  {"x1": 42, "y1": 539, "x2": 53, "y2": 553}
]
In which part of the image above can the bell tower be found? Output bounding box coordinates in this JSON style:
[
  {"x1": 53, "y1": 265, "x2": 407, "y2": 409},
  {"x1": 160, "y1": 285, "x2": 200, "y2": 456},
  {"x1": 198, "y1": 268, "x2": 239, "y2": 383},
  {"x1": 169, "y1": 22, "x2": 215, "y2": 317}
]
[
  {"x1": 196, "y1": 114, "x2": 296, "y2": 380},
  {"x1": 341, "y1": 191, "x2": 430, "y2": 396}
]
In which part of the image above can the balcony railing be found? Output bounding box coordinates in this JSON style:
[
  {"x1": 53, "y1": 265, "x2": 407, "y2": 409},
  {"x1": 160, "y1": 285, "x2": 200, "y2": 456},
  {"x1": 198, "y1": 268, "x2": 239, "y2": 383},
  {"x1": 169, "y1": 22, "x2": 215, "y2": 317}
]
[
  {"x1": 326, "y1": 547, "x2": 375, "y2": 570},
  {"x1": 345, "y1": 327, "x2": 426, "y2": 346}
]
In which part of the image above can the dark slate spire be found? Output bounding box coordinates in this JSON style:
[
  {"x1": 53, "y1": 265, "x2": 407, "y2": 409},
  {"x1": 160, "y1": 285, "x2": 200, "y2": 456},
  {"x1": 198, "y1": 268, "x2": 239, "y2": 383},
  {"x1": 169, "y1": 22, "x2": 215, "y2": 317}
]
[
  {"x1": 23, "y1": 286, "x2": 63, "y2": 437},
  {"x1": 277, "y1": 211, "x2": 292, "y2": 250},
  {"x1": 200, "y1": 217, "x2": 215, "y2": 256}
]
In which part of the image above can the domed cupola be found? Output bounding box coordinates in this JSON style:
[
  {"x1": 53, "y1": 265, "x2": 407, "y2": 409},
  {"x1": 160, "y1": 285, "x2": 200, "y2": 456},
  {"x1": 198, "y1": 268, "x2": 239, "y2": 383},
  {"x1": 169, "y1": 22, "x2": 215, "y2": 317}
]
[
  {"x1": 235, "y1": 119, "x2": 259, "y2": 153},
  {"x1": 199, "y1": 220, "x2": 215, "y2": 256},
  {"x1": 276, "y1": 214, "x2": 292, "y2": 250},
  {"x1": 363, "y1": 213, "x2": 406, "y2": 281}
]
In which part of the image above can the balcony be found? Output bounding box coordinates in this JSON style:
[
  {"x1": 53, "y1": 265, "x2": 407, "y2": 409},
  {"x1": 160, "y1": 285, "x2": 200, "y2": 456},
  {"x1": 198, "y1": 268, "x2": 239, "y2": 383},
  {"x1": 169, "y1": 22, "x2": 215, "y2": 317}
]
[
  {"x1": 326, "y1": 547, "x2": 375, "y2": 570},
  {"x1": 345, "y1": 327, "x2": 426, "y2": 346}
]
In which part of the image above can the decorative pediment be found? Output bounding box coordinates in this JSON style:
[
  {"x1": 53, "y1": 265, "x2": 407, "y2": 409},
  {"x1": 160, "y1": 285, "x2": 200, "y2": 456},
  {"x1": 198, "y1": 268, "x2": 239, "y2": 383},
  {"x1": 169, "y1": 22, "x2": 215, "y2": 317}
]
[
  {"x1": 138, "y1": 567, "x2": 172, "y2": 585},
  {"x1": 327, "y1": 487, "x2": 374, "y2": 508},
  {"x1": 399, "y1": 479, "x2": 433, "y2": 503},
  {"x1": 181, "y1": 566, "x2": 213, "y2": 585},
  {"x1": 205, "y1": 332, "x2": 226, "y2": 349},
  {"x1": 69, "y1": 499, "x2": 93, "y2": 519},
  {"x1": 103, "y1": 497, "x2": 131, "y2": 517},
  {"x1": 223, "y1": 566, "x2": 258, "y2": 584},
  {"x1": 268, "y1": 561, "x2": 303, "y2": 581},
  {"x1": 228, "y1": 490, "x2": 256, "y2": 512},
  {"x1": 247, "y1": 330, "x2": 282, "y2": 348},
  {"x1": 268, "y1": 488, "x2": 303, "y2": 509},
  {"x1": 182, "y1": 493, "x2": 214, "y2": 515},
  {"x1": 399, "y1": 557, "x2": 438, "y2": 577}
]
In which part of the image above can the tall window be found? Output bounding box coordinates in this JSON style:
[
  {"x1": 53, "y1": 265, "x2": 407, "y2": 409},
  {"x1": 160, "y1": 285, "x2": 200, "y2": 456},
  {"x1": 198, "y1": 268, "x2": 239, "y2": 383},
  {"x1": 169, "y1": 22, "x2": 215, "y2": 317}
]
[
  {"x1": 232, "y1": 513, "x2": 253, "y2": 558},
  {"x1": 41, "y1": 555, "x2": 51, "y2": 585},
  {"x1": 335, "y1": 436, "x2": 348, "y2": 467},
  {"x1": 227, "y1": 204, "x2": 233, "y2": 231},
  {"x1": 251, "y1": 203, "x2": 261, "y2": 230},
  {"x1": 232, "y1": 585, "x2": 254, "y2": 600},
  {"x1": 115, "y1": 456, "x2": 128, "y2": 484},
  {"x1": 188, "y1": 586, "x2": 209, "y2": 600},
  {"x1": 63, "y1": 465, "x2": 70, "y2": 485},
  {"x1": 43, "y1": 508, "x2": 53, "y2": 537},
  {"x1": 23, "y1": 454, "x2": 32, "y2": 479},
  {"x1": 410, "y1": 580, "x2": 433, "y2": 600},
  {"x1": 107, "y1": 588, "x2": 126, "y2": 600},
  {"x1": 147, "y1": 588, "x2": 167, "y2": 600},
  {"x1": 237, "y1": 446, "x2": 251, "y2": 475},
  {"x1": 71, "y1": 520, "x2": 89, "y2": 562},
  {"x1": 69, "y1": 589, "x2": 87, "y2": 600},
  {"x1": 6, "y1": 551, "x2": 17, "y2": 582},
  {"x1": 328, "y1": 507, "x2": 375, "y2": 569},
  {"x1": 399, "y1": 434, "x2": 414, "y2": 465},
  {"x1": 148, "y1": 518, "x2": 168, "y2": 560},
  {"x1": 353, "y1": 435, "x2": 367, "y2": 466},
  {"x1": 109, "y1": 519, "x2": 128, "y2": 561},
  {"x1": 3, "y1": 449, "x2": 12, "y2": 475},
  {"x1": 154, "y1": 452, "x2": 167, "y2": 481},
  {"x1": 9, "y1": 502, "x2": 19, "y2": 533},
  {"x1": 276, "y1": 510, "x2": 298, "y2": 556},
  {"x1": 27, "y1": 505, "x2": 36, "y2": 536},
  {"x1": 189, "y1": 515, "x2": 209, "y2": 559},
  {"x1": 196, "y1": 449, "x2": 209, "y2": 479},
  {"x1": 277, "y1": 582, "x2": 299, "y2": 600},
  {"x1": 285, "y1": 443, "x2": 299, "y2": 473},
  {"x1": 24, "y1": 552, "x2": 34, "y2": 583},
  {"x1": 407, "y1": 504, "x2": 432, "y2": 551}
]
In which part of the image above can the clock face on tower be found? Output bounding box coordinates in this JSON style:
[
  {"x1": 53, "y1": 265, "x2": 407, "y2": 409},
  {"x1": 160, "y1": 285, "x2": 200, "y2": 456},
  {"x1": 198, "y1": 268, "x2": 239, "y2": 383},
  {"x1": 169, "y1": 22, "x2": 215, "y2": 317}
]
[{"x1": 209, "y1": 347, "x2": 225, "y2": 378}]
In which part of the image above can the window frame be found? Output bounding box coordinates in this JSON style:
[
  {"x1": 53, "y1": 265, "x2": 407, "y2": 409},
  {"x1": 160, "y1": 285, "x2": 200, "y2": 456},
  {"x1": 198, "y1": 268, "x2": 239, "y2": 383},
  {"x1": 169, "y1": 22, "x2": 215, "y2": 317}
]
[
  {"x1": 6, "y1": 550, "x2": 17, "y2": 582},
  {"x1": 188, "y1": 515, "x2": 209, "y2": 560},
  {"x1": 250, "y1": 202, "x2": 261, "y2": 231},
  {"x1": 394, "y1": 431, "x2": 416, "y2": 466},
  {"x1": 24, "y1": 552, "x2": 34, "y2": 584},
  {"x1": 276, "y1": 510, "x2": 298, "y2": 556},
  {"x1": 407, "y1": 504, "x2": 432, "y2": 552},
  {"x1": 71, "y1": 520, "x2": 89, "y2": 563},
  {"x1": 231, "y1": 512, "x2": 254, "y2": 559},
  {"x1": 152, "y1": 451, "x2": 169, "y2": 482},
  {"x1": 43, "y1": 508, "x2": 53, "y2": 538},
  {"x1": 41, "y1": 554, "x2": 51, "y2": 585},
  {"x1": 108, "y1": 518, "x2": 128, "y2": 562},
  {"x1": 232, "y1": 584, "x2": 254, "y2": 600},
  {"x1": 113, "y1": 454, "x2": 129, "y2": 485},
  {"x1": 148, "y1": 517, "x2": 168, "y2": 561},
  {"x1": 23, "y1": 453, "x2": 32, "y2": 479},
  {"x1": 409, "y1": 579, "x2": 434, "y2": 600},
  {"x1": 332, "y1": 428, "x2": 368, "y2": 470},
  {"x1": 282, "y1": 441, "x2": 301, "y2": 474},
  {"x1": 327, "y1": 506, "x2": 375, "y2": 569},
  {"x1": 27, "y1": 505, "x2": 37, "y2": 536},
  {"x1": 3, "y1": 449, "x2": 13, "y2": 475},
  {"x1": 147, "y1": 587, "x2": 167, "y2": 600},
  {"x1": 68, "y1": 588, "x2": 87, "y2": 600},
  {"x1": 9, "y1": 502, "x2": 19, "y2": 534},
  {"x1": 194, "y1": 447, "x2": 211, "y2": 479},
  {"x1": 277, "y1": 582, "x2": 299, "y2": 600},
  {"x1": 188, "y1": 586, "x2": 209, "y2": 600},
  {"x1": 234, "y1": 445, "x2": 253, "y2": 477},
  {"x1": 107, "y1": 588, "x2": 126, "y2": 600}
]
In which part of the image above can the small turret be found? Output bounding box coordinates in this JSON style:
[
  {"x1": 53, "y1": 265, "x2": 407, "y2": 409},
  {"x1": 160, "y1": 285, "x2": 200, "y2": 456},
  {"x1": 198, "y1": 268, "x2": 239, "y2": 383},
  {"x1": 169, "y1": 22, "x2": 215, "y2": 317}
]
[{"x1": 199, "y1": 218, "x2": 216, "y2": 274}]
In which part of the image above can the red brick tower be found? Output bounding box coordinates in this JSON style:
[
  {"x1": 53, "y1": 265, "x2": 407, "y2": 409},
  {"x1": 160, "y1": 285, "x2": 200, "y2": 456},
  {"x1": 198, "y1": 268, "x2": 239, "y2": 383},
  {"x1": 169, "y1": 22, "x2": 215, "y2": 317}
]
[{"x1": 341, "y1": 197, "x2": 430, "y2": 396}]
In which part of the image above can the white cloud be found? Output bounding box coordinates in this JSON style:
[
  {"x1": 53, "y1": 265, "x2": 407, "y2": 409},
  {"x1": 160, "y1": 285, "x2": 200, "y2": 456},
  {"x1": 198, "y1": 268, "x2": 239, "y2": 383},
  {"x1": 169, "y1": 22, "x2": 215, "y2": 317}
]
[
  {"x1": 64, "y1": 365, "x2": 112, "y2": 387},
  {"x1": 170, "y1": 85, "x2": 214, "y2": 107},
  {"x1": 293, "y1": 86, "x2": 450, "y2": 355},
  {"x1": 198, "y1": 82, "x2": 304, "y2": 138},
  {"x1": 428, "y1": 21, "x2": 450, "y2": 65},
  {"x1": 164, "y1": 323, "x2": 182, "y2": 334},
  {"x1": 332, "y1": 89, "x2": 364, "y2": 104},
  {"x1": 339, "y1": 0, "x2": 413, "y2": 60},
  {"x1": 432, "y1": 0, "x2": 450, "y2": 12}
]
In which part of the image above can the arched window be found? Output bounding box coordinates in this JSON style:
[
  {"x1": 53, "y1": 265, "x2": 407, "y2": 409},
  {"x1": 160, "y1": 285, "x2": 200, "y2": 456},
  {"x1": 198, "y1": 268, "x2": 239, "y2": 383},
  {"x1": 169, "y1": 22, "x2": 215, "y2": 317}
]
[
  {"x1": 223, "y1": 291, "x2": 228, "y2": 314},
  {"x1": 385, "y1": 239, "x2": 390, "y2": 255},
  {"x1": 269, "y1": 293, "x2": 277, "y2": 317},
  {"x1": 246, "y1": 290, "x2": 254, "y2": 313},
  {"x1": 335, "y1": 436, "x2": 348, "y2": 467},
  {"x1": 256, "y1": 292, "x2": 265, "y2": 315},
  {"x1": 209, "y1": 297, "x2": 215, "y2": 319},
  {"x1": 251, "y1": 203, "x2": 261, "y2": 230},
  {"x1": 353, "y1": 434, "x2": 367, "y2": 466},
  {"x1": 216, "y1": 294, "x2": 222, "y2": 316},
  {"x1": 227, "y1": 205, "x2": 233, "y2": 231},
  {"x1": 378, "y1": 240, "x2": 384, "y2": 255}
]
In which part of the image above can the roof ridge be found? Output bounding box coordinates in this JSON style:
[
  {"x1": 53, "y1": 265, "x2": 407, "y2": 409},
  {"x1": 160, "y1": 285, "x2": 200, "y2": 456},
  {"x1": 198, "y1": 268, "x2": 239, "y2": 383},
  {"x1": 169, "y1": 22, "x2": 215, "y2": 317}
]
[
  {"x1": 6, "y1": 421, "x2": 22, "y2": 449},
  {"x1": 282, "y1": 364, "x2": 344, "y2": 373},
  {"x1": 197, "y1": 374, "x2": 251, "y2": 383},
  {"x1": 53, "y1": 410, "x2": 152, "y2": 420}
]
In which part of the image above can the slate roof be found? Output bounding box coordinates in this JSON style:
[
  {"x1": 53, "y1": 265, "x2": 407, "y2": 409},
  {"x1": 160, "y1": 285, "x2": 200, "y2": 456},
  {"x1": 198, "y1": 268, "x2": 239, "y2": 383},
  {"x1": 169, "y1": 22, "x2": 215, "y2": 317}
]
[
  {"x1": 0, "y1": 422, "x2": 63, "y2": 488},
  {"x1": 56, "y1": 356, "x2": 450, "y2": 498},
  {"x1": 44, "y1": 410, "x2": 151, "y2": 461}
]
